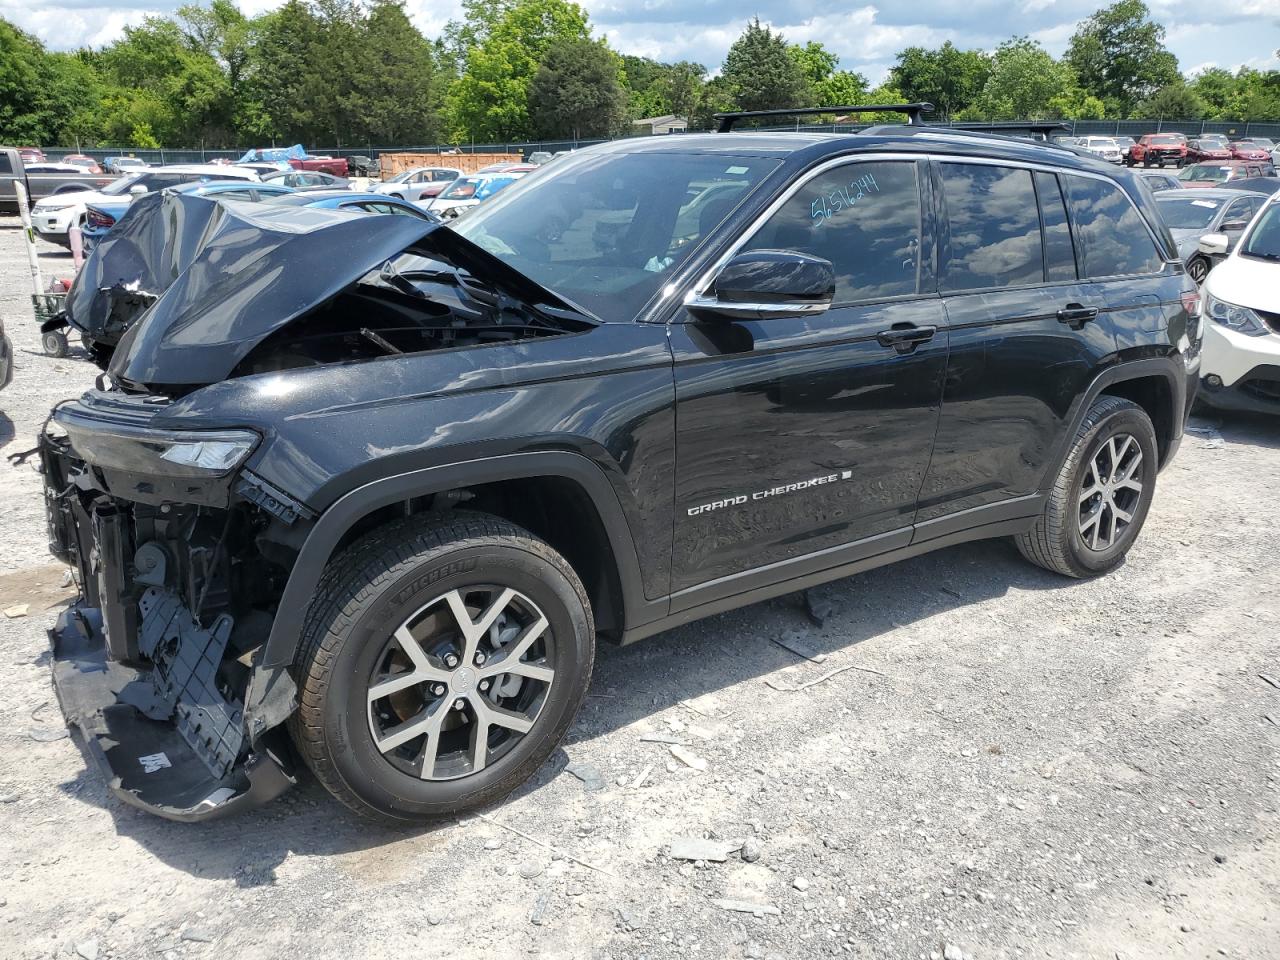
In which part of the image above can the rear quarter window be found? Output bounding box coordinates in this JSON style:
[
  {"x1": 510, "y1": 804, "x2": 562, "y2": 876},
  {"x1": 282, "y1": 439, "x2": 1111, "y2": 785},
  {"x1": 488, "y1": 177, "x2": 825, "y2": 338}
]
[
  {"x1": 1062, "y1": 175, "x2": 1163, "y2": 278},
  {"x1": 0, "y1": 154, "x2": 12, "y2": 174}
]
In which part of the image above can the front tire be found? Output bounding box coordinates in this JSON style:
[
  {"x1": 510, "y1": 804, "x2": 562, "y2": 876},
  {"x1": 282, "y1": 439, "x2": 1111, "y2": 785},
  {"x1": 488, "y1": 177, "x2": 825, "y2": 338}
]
[
  {"x1": 291, "y1": 512, "x2": 594, "y2": 823},
  {"x1": 1187, "y1": 255, "x2": 1210, "y2": 284},
  {"x1": 42, "y1": 330, "x2": 68, "y2": 357},
  {"x1": 1015, "y1": 396, "x2": 1158, "y2": 579}
]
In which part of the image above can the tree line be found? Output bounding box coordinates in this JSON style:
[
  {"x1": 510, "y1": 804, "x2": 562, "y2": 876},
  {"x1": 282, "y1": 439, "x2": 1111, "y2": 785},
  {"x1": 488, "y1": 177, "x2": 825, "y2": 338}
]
[{"x1": 1, "y1": 0, "x2": 1278, "y2": 150}]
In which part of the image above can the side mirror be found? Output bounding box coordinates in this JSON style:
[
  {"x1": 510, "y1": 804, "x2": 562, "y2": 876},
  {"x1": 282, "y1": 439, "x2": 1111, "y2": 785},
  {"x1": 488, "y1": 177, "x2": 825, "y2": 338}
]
[
  {"x1": 688, "y1": 250, "x2": 835, "y2": 320},
  {"x1": 128, "y1": 185, "x2": 147, "y2": 197},
  {"x1": 1198, "y1": 233, "x2": 1229, "y2": 257},
  {"x1": 1220, "y1": 220, "x2": 1249, "y2": 232}
]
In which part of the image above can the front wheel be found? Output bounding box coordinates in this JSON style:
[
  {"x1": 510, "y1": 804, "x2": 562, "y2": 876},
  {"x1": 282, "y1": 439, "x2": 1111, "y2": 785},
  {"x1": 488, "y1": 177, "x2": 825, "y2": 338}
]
[
  {"x1": 1187, "y1": 255, "x2": 1210, "y2": 284},
  {"x1": 42, "y1": 330, "x2": 69, "y2": 358},
  {"x1": 291, "y1": 512, "x2": 594, "y2": 823},
  {"x1": 1015, "y1": 396, "x2": 1158, "y2": 579}
]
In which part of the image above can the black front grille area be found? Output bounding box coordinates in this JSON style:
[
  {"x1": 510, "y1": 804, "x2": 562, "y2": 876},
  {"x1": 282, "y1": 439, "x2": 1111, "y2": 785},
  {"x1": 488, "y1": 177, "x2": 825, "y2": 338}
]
[{"x1": 1240, "y1": 371, "x2": 1280, "y2": 403}]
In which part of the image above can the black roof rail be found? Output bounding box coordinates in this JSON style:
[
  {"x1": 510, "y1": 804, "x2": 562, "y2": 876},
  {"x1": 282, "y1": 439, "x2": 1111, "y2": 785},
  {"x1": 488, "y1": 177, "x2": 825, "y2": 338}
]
[{"x1": 714, "y1": 102, "x2": 934, "y2": 133}]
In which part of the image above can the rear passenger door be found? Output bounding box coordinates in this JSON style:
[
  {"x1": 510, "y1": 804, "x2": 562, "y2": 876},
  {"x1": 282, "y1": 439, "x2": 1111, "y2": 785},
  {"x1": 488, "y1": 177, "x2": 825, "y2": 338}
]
[{"x1": 917, "y1": 162, "x2": 1119, "y2": 533}]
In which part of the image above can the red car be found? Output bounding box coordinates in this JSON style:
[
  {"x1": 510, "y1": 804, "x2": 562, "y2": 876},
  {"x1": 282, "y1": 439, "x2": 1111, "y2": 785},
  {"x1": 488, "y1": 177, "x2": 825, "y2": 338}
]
[
  {"x1": 18, "y1": 147, "x2": 45, "y2": 164},
  {"x1": 1179, "y1": 159, "x2": 1277, "y2": 186},
  {"x1": 1186, "y1": 138, "x2": 1231, "y2": 163},
  {"x1": 1128, "y1": 133, "x2": 1187, "y2": 167},
  {"x1": 1228, "y1": 140, "x2": 1271, "y2": 162}
]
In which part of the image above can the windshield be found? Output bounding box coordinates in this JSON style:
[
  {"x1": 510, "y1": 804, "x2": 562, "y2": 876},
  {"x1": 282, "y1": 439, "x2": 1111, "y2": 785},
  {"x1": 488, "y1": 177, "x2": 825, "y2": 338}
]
[
  {"x1": 1157, "y1": 197, "x2": 1221, "y2": 229},
  {"x1": 453, "y1": 149, "x2": 778, "y2": 319},
  {"x1": 442, "y1": 178, "x2": 480, "y2": 200},
  {"x1": 1182, "y1": 165, "x2": 1229, "y2": 183},
  {"x1": 1151, "y1": 135, "x2": 1180, "y2": 144},
  {"x1": 1240, "y1": 204, "x2": 1280, "y2": 260},
  {"x1": 388, "y1": 170, "x2": 416, "y2": 183}
]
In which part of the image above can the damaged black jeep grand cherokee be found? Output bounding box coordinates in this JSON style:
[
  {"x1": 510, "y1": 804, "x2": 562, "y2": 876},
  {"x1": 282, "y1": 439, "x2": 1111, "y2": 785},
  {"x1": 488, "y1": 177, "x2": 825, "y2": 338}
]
[{"x1": 40, "y1": 106, "x2": 1202, "y2": 823}]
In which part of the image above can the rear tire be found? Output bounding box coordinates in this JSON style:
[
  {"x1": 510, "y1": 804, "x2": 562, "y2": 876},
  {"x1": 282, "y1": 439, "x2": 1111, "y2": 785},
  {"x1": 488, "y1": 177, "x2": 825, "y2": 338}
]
[
  {"x1": 1187, "y1": 255, "x2": 1210, "y2": 284},
  {"x1": 1015, "y1": 396, "x2": 1158, "y2": 579},
  {"x1": 42, "y1": 330, "x2": 68, "y2": 358},
  {"x1": 291, "y1": 511, "x2": 594, "y2": 823}
]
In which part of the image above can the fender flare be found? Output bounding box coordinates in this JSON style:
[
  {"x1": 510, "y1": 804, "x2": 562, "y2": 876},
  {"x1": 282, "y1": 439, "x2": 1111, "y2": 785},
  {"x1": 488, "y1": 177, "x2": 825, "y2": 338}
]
[
  {"x1": 260, "y1": 450, "x2": 659, "y2": 667},
  {"x1": 1037, "y1": 354, "x2": 1188, "y2": 497}
]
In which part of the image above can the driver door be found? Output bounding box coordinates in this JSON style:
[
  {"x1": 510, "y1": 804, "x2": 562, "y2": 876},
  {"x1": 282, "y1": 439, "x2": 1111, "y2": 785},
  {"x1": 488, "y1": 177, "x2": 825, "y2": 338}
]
[{"x1": 668, "y1": 158, "x2": 947, "y2": 602}]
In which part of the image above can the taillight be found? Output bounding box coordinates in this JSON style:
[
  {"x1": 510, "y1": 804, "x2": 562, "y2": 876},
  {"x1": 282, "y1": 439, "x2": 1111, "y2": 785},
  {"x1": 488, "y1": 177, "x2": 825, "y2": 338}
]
[{"x1": 85, "y1": 208, "x2": 115, "y2": 229}]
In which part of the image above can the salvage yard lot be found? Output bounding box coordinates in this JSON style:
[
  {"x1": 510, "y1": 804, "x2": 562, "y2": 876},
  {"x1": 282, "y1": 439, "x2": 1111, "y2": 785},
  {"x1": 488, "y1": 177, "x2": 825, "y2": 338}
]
[{"x1": 1, "y1": 215, "x2": 1279, "y2": 960}]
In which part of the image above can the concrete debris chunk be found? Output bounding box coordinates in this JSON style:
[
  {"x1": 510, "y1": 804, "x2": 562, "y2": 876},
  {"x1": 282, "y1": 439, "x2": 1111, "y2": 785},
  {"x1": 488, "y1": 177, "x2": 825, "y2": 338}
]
[
  {"x1": 74, "y1": 941, "x2": 99, "y2": 960},
  {"x1": 669, "y1": 745, "x2": 707, "y2": 771},
  {"x1": 180, "y1": 928, "x2": 215, "y2": 943},
  {"x1": 3, "y1": 604, "x2": 29, "y2": 618},
  {"x1": 668, "y1": 837, "x2": 739, "y2": 862},
  {"x1": 564, "y1": 761, "x2": 605, "y2": 791}
]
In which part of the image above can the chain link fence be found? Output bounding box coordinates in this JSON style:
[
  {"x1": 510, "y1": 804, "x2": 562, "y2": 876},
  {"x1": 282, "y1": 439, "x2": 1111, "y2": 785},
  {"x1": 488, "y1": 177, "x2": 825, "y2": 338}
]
[{"x1": 34, "y1": 119, "x2": 1280, "y2": 166}]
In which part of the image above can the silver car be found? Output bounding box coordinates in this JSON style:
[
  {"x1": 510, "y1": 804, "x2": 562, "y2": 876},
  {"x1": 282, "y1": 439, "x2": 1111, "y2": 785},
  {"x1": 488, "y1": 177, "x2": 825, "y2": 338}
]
[
  {"x1": 1156, "y1": 187, "x2": 1268, "y2": 283},
  {"x1": 369, "y1": 166, "x2": 463, "y2": 202}
]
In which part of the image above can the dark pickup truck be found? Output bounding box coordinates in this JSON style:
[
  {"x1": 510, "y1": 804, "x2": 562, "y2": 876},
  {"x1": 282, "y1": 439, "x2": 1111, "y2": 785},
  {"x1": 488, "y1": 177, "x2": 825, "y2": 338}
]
[
  {"x1": 38, "y1": 106, "x2": 1202, "y2": 825},
  {"x1": 0, "y1": 146, "x2": 115, "y2": 211}
]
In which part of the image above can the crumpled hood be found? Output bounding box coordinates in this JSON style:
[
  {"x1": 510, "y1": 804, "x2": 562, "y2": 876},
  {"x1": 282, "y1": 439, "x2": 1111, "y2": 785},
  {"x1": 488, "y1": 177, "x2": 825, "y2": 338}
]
[{"x1": 89, "y1": 191, "x2": 577, "y2": 392}]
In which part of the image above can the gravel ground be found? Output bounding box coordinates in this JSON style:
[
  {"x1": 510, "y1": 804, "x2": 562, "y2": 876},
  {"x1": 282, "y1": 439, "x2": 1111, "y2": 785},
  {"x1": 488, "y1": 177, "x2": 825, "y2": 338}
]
[{"x1": 1, "y1": 215, "x2": 1279, "y2": 960}]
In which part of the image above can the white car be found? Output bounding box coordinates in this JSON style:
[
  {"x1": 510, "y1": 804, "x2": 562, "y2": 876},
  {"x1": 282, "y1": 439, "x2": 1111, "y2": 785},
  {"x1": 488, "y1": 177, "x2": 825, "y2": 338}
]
[
  {"x1": 1196, "y1": 193, "x2": 1280, "y2": 413},
  {"x1": 1076, "y1": 136, "x2": 1124, "y2": 164},
  {"x1": 29, "y1": 164, "x2": 259, "y2": 247}
]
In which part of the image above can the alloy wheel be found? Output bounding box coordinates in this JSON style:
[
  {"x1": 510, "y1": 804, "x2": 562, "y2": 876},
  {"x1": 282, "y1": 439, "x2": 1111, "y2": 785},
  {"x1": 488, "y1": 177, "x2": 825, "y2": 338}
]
[
  {"x1": 1188, "y1": 258, "x2": 1209, "y2": 283},
  {"x1": 366, "y1": 586, "x2": 555, "y2": 781},
  {"x1": 1078, "y1": 433, "x2": 1144, "y2": 551}
]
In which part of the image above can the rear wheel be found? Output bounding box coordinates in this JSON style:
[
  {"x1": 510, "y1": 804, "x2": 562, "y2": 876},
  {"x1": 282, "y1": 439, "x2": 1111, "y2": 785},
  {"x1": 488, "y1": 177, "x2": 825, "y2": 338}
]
[
  {"x1": 291, "y1": 512, "x2": 594, "y2": 823},
  {"x1": 1016, "y1": 396, "x2": 1158, "y2": 579},
  {"x1": 1187, "y1": 255, "x2": 1210, "y2": 284}
]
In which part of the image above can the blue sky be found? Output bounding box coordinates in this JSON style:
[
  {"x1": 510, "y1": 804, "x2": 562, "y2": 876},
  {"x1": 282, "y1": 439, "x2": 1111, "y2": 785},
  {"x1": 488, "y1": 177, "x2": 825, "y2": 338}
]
[{"x1": 4, "y1": 0, "x2": 1278, "y2": 85}]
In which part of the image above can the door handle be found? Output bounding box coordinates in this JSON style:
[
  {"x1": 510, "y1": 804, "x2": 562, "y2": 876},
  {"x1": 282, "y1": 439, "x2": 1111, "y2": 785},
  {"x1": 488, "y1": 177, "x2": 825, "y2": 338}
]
[
  {"x1": 876, "y1": 324, "x2": 937, "y2": 354},
  {"x1": 1057, "y1": 303, "x2": 1099, "y2": 329}
]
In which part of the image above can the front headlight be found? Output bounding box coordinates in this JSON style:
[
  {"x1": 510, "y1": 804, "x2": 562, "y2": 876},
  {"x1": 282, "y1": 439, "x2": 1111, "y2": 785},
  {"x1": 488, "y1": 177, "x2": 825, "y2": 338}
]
[
  {"x1": 1204, "y1": 292, "x2": 1269, "y2": 337},
  {"x1": 56, "y1": 409, "x2": 259, "y2": 479},
  {"x1": 34, "y1": 201, "x2": 73, "y2": 213}
]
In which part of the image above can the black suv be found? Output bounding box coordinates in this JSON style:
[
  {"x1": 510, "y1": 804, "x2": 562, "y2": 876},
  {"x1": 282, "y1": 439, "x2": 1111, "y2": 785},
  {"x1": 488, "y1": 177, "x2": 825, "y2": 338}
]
[{"x1": 39, "y1": 109, "x2": 1202, "y2": 823}]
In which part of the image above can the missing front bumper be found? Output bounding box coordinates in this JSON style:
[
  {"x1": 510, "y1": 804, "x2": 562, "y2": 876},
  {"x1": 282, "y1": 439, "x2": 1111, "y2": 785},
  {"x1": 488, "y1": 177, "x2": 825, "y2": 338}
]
[{"x1": 49, "y1": 604, "x2": 296, "y2": 822}]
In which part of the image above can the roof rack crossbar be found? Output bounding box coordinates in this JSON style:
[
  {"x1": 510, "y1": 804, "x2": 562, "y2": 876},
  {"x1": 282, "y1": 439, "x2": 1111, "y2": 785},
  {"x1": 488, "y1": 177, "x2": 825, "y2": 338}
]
[{"x1": 713, "y1": 102, "x2": 934, "y2": 132}]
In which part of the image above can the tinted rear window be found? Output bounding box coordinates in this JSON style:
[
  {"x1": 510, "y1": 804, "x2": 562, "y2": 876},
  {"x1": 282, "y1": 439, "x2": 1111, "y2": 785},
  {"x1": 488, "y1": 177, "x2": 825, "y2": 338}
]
[
  {"x1": 0, "y1": 154, "x2": 12, "y2": 174},
  {"x1": 1035, "y1": 171, "x2": 1077, "y2": 281},
  {"x1": 939, "y1": 164, "x2": 1043, "y2": 292},
  {"x1": 1063, "y1": 175, "x2": 1163, "y2": 278}
]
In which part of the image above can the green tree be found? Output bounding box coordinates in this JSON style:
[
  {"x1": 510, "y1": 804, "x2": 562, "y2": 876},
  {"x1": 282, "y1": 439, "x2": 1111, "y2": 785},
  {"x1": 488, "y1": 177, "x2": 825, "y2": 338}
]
[
  {"x1": 814, "y1": 70, "x2": 868, "y2": 108},
  {"x1": 788, "y1": 41, "x2": 839, "y2": 87},
  {"x1": 1133, "y1": 82, "x2": 1207, "y2": 120},
  {"x1": 345, "y1": 0, "x2": 442, "y2": 144},
  {"x1": 0, "y1": 21, "x2": 102, "y2": 145},
  {"x1": 721, "y1": 19, "x2": 809, "y2": 113},
  {"x1": 528, "y1": 38, "x2": 626, "y2": 139},
  {"x1": 971, "y1": 38, "x2": 1074, "y2": 120},
  {"x1": 664, "y1": 61, "x2": 705, "y2": 120},
  {"x1": 1066, "y1": 0, "x2": 1179, "y2": 116},
  {"x1": 448, "y1": 0, "x2": 591, "y2": 141},
  {"x1": 889, "y1": 41, "x2": 991, "y2": 119}
]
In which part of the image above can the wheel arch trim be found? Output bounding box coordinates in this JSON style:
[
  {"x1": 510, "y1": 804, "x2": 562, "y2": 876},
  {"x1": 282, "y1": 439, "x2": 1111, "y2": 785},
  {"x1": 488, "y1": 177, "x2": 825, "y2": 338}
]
[
  {"x1": 261, "y1": 451, "x2": 660, "y2": 667},
  {"x1": 1038, "y1": 355, "x2": 1188, "y2": 497}
]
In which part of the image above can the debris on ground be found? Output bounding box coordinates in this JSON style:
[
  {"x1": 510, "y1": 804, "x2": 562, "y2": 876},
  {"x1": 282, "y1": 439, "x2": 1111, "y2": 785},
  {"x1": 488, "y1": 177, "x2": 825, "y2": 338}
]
[
  {"x1": 668, "y1": 837, "x2": 740, "y2": 862},
  {"x1": 564, "y1": 760, "x2": 605, "y2": 791},
  {"x1": 803, "y1": 589, "x2": 834, "y2": 627},
  {"x1": 712, "y1": 898, "x2": 781, "y2": 917},
  {"x1": 772, "y1": 630, "x2": 828, "y2": 663},
  {"x1": 669, "y1": 744, "x2": 707, "y2": 771},
  {"x1": 3, "y1": 604, "x2": 28, "y2": 618}
]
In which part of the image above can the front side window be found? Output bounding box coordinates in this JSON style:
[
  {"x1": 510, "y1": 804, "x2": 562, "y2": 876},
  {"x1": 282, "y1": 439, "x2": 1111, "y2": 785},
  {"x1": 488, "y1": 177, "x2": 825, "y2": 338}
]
[
  {"x1": 1063, "y1": 175, "x2": 1163, "y2": 278},
  {"x1": 739, "y1": 160, "x2": 921, "y2": 303},
  {"x1": 1222, "y1": 198, "x2": 1255, "y2": 228},
  {"x1": 939, "y1": 163, "x2": 1043, "y2": 292}
]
